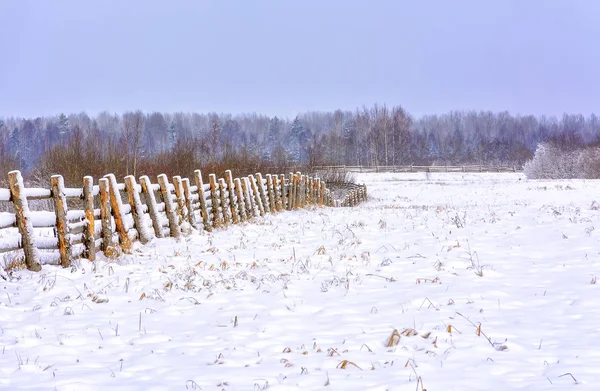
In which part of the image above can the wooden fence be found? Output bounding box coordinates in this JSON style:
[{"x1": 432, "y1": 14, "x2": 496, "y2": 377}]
[
  {"x1": 313, "y1": 165, "x2": 520, "y2": 173},
  {"x1": 0, "y1": 170, "x2": 368, "y2": 272}
]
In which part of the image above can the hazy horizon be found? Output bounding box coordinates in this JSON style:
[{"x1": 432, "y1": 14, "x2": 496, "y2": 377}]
[{"x1": 2, "y1": 0, "x2": 599, "y2": 119}]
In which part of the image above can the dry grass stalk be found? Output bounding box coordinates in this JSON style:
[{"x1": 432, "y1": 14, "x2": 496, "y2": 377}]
[
  {"x1": 386, "y1": 329, "x2": 402, "y2": 347},
  {"x1": 337, "y1": 360, "x2": 361, "y2": 370}
]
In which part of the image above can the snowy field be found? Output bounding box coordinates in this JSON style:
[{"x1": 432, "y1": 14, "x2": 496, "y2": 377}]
[{"x1": 3, "y1": 172, "x2": 600, "y2": 390}]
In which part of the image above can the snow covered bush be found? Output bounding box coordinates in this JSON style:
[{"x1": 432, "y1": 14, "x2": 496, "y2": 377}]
[{"x1": 525, "y1": 142, "x2": 600, "y2": 179}]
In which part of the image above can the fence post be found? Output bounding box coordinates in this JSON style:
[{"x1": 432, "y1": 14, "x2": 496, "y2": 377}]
[
  {"x1": 140, "y1": 176, "x2": 162, "y2": 238},
  {"x1": 125, "y1": 176, "x2": 150, "y2": 244},
  {"x1": 208, "y1": 174, "x2": 222, "y2": 227},
  {"x1": 182, "y1": 178, "x2": 197, "y2": 228},
  {"x1": 218, "y1": 178, "x2": 231, "y2": 224},
  {"x1": 297, "y1": 174, "x2": 305, "y2": 208},
  {"x1": 266, "y1": 174, "x2": 276, "y2": 213},
  {"x1": 249, "y1": 175, "x2": 265, "y2": 216},
  {"x1": 319, "y1": 181, "x2": 325, "y2": 207},
  {"x1": 105, "y1": 174, "x2": 131, "y2": 250},
  {"x1": 157, "y1": 174, "x2": 181, "y2": 239},
  {"x1": 241, "y1": 177, "x2": 255, "y2": 218},
  {"x1": 172, "y1": 176, "x2": 188, "y2": 226},
  {"x1": 288, "y1": 173, "x2": 295, "y2": 210},
  {"x1": 294, "y1": 173, "x2": 302, "y2": 209},
  {"x1": 225, "y1": 170, "x2": 239, "y2": 224},
  {"x1": 98, "y1": 178, "x2": 113, "y2": 252},
  {"x1": 193, "y1": 170, "x2": 211, "y2": 231},
  {"x1": 82, "y1": 176, "x2": 96, "y2": 261},
  {"x1": 234, "y1": 178, "x2": 247, "y2": 222},
  {"x1": 51, "y1": 174, "x2": 72, "y2": 267},
  {"x1": 279, "y1": 174, "x2": 286, "y2": 211},
  {"x1": 8, "y1": 170, "x2": 41, "y2": 271},
  {"x1": 273, "y1": 175, "x2": 282, "y2": 211},
  {"x1": 256, "y1": 173, "x2": 269, "y2": 214}
]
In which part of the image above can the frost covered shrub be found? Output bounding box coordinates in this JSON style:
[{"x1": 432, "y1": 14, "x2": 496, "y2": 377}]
[
  {"x1": 525, "y1": 142, "x2": 600, "y2": 179},
  {"x1": 578, "y1": 147, "x2": 600, "y2": 179}
]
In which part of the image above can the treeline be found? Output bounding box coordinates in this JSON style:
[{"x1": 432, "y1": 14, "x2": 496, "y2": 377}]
[{"x1": 2, "y1": 105, "x2": 600, "y2": 185}]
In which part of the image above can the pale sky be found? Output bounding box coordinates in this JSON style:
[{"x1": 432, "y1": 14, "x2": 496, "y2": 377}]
[{"x1": 1, "y1": 0, "x2": 599, "y2": 119}]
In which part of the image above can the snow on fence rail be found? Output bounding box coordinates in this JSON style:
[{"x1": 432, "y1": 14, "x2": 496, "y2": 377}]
[
  {"x1": 1, "y1": 169, "x2": 367, "y2": 272},
  {"x1": 313, "y1": 164, "x2": 520, "y2": 173}
]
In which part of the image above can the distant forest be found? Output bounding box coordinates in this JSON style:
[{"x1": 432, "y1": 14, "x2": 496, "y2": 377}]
[{"x1": 1, "y1": 105, "x2": 598, "y2": 184}]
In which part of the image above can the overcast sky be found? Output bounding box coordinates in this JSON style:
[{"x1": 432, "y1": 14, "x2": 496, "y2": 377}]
[{"x1": 1, "y1": 0, "x2": 599, "y2": 119}]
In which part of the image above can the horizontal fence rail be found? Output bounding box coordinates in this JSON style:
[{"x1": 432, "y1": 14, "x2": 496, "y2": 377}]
[
  {"x1": 1, "y1": 169, "x2": 368, "y2": 272},
  {"x1": 312, "y1": 165, "x2": 521, "y2": 173}
]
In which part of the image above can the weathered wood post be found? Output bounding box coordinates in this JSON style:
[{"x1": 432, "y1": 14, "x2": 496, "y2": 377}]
[
  {"x1": 193, "y1": 170, "x2": 211, "y2": 231},
  {"x1": 105, "y1": 174, "x2": 131, "y2": 249},
  {"x1": 82, "y1": 176, "x2": 96, "y2": 261},
  {"x1": 255, "y1": 173, "x2": 269, "y2": 214},
  {"x1": 234, "y1": 178, "x2": 247, "y2": 222},
  {"x1": 279, "y1": 174, "x2": 286, "y2": 211},
  {"x1": 8, "y1": 170, "x2": 41, "y2": 271},
  {"x1": 273, "y1": 175, "x2": 282, "y2": 211},
  {"x1": 294, "y1": 172, "x2": 302, "y2": 209},
  {"x1": 125, "y1": 175, "x2": 150, "y2": 244},
  {"x1": 182, "y1": 178, "x2": 197, "y2": 228},
  {"x1": 157, "y1": 174, "x2": 181, "y2": 239},
  {"x1": 98, "y1": 178, "x2": 113, "y2": 252},
  {"x1": 319, "y1": 181, "x2": 325, "y2": 207},
  {"x1": 51, "y1": 174, "x2": 72, "y2": 267},
  {"x1": 218, "y1": 178, "x2": 231, "y2": 224},
  {"x1": 140, "y1": 176, "x2": 162, "y2": 238},
  {"x1": 225, "y1": 170, "x2": 239, "y2": 224},
  {"x1": 208, "y1": 174, "x2": 222, "y2": 227},
  {"x1": 266, "y1": 174, "x2": 276, "y2": 213},
  {"x1": 249, "y1": 175, "x2": 265, "y2": 216},
  {"x1": 241, "y1": 177, "x2": 255, "y2": 218},
  {"x1": 172, "y1": 176, "x2": 188, "y2": 225},
  {"x1": 287, "y1": 173, "x2": 294, "y2": 210},
  {"x1": 296, "y1": 174, "x2": 304, "y2": 208}
]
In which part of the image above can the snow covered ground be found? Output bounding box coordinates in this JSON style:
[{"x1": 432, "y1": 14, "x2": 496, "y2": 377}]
[{"x1": 2, "y1": 172, "x2": 600, "y2": 390}]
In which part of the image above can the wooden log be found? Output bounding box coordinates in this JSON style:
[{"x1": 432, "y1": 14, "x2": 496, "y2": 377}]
[
  {"x1": 274, "y1": 175, "x2": 283, "y2": 211},
  {"x1": 208, "y1": 174, "x2": 222, "y2": 227},
  {"x1": 225, "y1": 170, "x2": 239, "y2": 224},
  {"x1": 8, "y1": 170, "x2": 41, "y2": 271},
  {"x1": 98, "y1": 178, "x2": 113, "y2": 252},
  {"x1": 255, "y1": 173, "x2": 269, "y2": 214},
  {"x1": 51, "y1": 175, "x2": 72, "y2": 267},
  {"x1": 319, "y1": 181, "x2": 325, "y2": 207},
  {"x1": 182, "y1": 178, "x2": 197, "y2": 228},
  {"x1": 172, "y1": 176, "x2": 188, "y2": 225},
  {"x1": 279, "y1": 174, "x2": 286, "y2": 211},
  {"x1": 82, "y1": 176, "x2": 96, "y2": 261},
  {"x1": 140, "y1": 175, "x2": 162, "y2": 238},
  {"x1": 218, "y1": 178, "x2": 231, "y2": 224},
  {"x1": 157, "y1": 174, "x2": 181, "y2": 239},
  {"x1": 248, "y1": 175, "x2": 264, "y2": 216},
  {"x1": 288, "y1": 172, "x2": 295, "y2": 210},
  {"x1": 241, "y1": 177, "x2": 254, "y2": 218},
  {"x1": 193, "y1": 170, "x2": 211, "y2": 231},
  {"x1": 105, "y1": 174, "x2": 131, "y2": 249},
  {"x1": 234, "y1": 178, "x2": 247, "y2": 222},
  {"x1": 125, "y1": 175, "x2": 150, "y2": 244},
  {"x1": 302, "y1": 174, "x2": 307, "y2": 207},
  {"x1": 294, "y1": 173, "x2": 301, "y2": 209},
  {"x1": 266, "y1": 174, "x2": 276, "y2": 213},
  {"x1": 315, "y1": 178, "x2": 321, "y2": 205}
]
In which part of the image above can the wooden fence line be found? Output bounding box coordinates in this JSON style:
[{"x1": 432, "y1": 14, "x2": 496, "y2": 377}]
[{"x1": 0, "y1": 169, "x2": 367, "y2": 272}]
